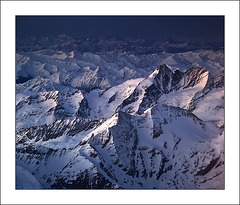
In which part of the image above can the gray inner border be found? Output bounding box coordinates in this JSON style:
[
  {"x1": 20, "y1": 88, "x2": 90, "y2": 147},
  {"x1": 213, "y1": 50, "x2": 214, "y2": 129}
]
[{"x1": 14, "y1": 14, "x2": 226, "y2": 190}]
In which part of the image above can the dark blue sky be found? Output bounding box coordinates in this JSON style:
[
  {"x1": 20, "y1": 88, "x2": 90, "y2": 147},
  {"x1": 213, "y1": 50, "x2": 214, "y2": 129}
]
[{"x1": 16, "y1": 16, "x2": 224, "y2": 42}]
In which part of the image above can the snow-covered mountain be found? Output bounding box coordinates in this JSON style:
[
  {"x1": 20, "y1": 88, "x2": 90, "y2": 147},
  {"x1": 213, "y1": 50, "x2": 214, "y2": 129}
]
[{"x1": 16, "y1": 36, "x2": 224, "y2": 189}]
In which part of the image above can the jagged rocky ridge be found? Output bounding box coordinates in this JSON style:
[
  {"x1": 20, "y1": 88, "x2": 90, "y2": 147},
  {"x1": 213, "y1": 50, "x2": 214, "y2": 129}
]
[{"x1": 16, "y1": 61, "x2": 224, "y2": 189}]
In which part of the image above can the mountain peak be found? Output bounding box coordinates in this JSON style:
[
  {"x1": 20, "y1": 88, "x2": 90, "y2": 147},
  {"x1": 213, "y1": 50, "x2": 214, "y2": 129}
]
[{"x1": 157, "y1": 64, "x2": 171, "y2": 70}]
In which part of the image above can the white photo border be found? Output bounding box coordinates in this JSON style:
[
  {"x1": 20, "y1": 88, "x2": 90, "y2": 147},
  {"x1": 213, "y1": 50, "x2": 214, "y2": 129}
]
[{"x1": 1, "y1": 1, "x2": 239, "y2": 204}]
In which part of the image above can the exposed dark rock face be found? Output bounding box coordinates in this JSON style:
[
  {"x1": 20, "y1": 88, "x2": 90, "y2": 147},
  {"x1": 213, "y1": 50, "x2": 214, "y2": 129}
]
[
  {"x1": 108, "y1": 92, "x2": 117, "y2": 104},
  {"x1": 51, "y1": 170, "x2": 118, "y2": 189},
  {"x1": 183, "y1": 67, "x2": 208, "y2": 88},
  {"x1": 188, "y1": 71, "x2": 224, "y2": 119},
  {"x1": 77, "y1": 98, "x2": 90, "y2": 118},
  {"x1": 16, "y1": 118, "x2": 100, "y2": 143},
  {"x1": 110, "y1": 111, "x2": 138, "y2": 177},
  {"x1": 196, "y1": 157, "x2": 220, "y2": 176}
]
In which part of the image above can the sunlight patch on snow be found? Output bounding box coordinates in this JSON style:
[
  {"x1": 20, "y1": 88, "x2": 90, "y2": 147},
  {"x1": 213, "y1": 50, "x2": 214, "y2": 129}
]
[
  {"x1": 86, "y1": 78, "x2": 143, "y2": 119},
  {"x1": 193, "y1": 88, "x2": 224, "y2": 125},
  {"x1": 158, "y1": 72, "x2": 209, "y2": 109}
]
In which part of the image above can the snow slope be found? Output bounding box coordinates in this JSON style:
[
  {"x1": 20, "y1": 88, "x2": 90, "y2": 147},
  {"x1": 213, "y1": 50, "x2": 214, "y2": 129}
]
[{"x1": 16, "y1": 165, "x2": 44, "y2": 189}]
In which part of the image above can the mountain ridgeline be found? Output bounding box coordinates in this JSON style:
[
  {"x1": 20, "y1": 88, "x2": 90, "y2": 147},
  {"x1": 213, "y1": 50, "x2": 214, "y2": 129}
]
[
  {"x1": 16, "y1": 36, "x2": 224, "y2": 189},
  {"x1": 16, "y1": 61, "x2": 224, "y2": 189}
]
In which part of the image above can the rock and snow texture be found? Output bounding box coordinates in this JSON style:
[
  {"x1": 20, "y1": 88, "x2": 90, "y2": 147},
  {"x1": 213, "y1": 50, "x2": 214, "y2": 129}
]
[{"x1": 16, "y1": 36, "x2": 224, "y2": 189}]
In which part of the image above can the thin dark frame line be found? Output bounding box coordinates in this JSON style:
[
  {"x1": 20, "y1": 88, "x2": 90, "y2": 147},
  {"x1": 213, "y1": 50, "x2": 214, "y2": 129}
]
[
  {"x1": 0, "y1": 0, "x2": 2, "y2": 204},
  {"x1": 2, "y1": 0, "x2": 240, "y2": 1}
]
